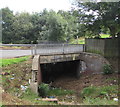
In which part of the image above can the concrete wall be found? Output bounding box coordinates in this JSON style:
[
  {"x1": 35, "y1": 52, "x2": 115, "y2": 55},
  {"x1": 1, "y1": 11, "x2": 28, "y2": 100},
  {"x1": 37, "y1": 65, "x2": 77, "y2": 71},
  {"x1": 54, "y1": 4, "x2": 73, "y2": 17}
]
[
  {"x1": 80, "y1": 52, "x2": 110, "y2": 73},
  {"x1": 85, "y1": 38, "x2": 119, "y2": 71}
]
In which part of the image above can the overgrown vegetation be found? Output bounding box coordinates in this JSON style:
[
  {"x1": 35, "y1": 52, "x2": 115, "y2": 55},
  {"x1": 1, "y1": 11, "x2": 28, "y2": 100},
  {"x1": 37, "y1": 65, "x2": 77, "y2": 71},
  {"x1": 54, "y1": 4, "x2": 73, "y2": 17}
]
[
  {"x1": 38, "y1": 83, "x2": 50, "y2": 97},
  {"x1": 81, "y1": 85, "x2": 118, "y2": 105},
  {"x1": 38, "y1": 83, "x2": 74, "y2": 97},
  {"x1": 0, "y1": 56, "x2": 29, "y2": 67},
  {"x1": 103, "y1": 64, "x2": 114, "y2": 75},
  {"x1": 83, "y1": 97, "x2": 118, "y2": 105},
  {"x1": 18, "y1": 88, "x2": 57, "y2": 105}
]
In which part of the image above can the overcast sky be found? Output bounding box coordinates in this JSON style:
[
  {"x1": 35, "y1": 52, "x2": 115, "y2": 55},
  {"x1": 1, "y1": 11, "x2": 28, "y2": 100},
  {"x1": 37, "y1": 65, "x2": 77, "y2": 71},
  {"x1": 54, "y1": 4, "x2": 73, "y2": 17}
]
[{"x1": 0, "y1": 0, "x2": 74, "y2": 13}]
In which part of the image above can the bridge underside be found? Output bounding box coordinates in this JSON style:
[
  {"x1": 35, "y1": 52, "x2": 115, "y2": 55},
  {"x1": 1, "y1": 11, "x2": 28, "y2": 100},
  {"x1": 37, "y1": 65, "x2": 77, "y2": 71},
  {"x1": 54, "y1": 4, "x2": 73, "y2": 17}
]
[
  {"x1": 41, "y1": 60, "x2": 81, "y2": 83},
  {"x1": 40, "y1": 53, "x2": 80, "y2": 64},
  {"x1": 30, "y1": 54, "x2": 81, "y2": 94}
]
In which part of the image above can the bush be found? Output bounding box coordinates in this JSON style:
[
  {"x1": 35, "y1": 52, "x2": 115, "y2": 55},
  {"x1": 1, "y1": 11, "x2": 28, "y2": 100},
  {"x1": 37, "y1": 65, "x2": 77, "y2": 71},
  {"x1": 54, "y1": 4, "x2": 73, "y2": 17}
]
[
  {"x1": 38, "y1": 83, "x2": 50, "y2": 97},
  {"x1": 103, "y1": 64, "x2": 113, "y2": 74}
]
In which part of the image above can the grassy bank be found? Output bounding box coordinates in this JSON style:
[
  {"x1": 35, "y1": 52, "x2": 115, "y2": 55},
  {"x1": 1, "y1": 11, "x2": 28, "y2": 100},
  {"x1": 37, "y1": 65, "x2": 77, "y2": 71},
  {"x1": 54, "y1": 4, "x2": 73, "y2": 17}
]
[
  {"x1": 1, "y1": 54, "x2": 119, "y2": 105},
  {"x1": 0, "y1": 56, "x2": 29, "y2": 67},
  {"x1": 81, "y1": 85, "x2": 118, "y2": 105}
]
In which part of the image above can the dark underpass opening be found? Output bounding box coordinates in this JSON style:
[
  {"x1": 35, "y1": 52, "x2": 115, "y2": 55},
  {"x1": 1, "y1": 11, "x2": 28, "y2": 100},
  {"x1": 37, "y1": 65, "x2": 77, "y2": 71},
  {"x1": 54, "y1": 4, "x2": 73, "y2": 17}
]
[{"x1": 40, "y1": 60, "x2": 81, "y2": 84}]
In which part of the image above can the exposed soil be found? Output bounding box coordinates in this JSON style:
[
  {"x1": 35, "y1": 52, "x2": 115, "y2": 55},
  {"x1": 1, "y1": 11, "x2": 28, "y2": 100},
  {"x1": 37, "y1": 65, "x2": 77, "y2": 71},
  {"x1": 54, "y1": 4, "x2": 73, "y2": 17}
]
[
  {"x1": 52, "y1": 72, "x2": 119, "y2": 92},
  {"x1": 1, "y1": 57, "x2": 119, "y2": 105},
  {"x1": 2, "y1": 58, "x2": 32, "y2": 91},
  {"x1": 2, "y1": 92, "x2": 32, "y2": 105}
]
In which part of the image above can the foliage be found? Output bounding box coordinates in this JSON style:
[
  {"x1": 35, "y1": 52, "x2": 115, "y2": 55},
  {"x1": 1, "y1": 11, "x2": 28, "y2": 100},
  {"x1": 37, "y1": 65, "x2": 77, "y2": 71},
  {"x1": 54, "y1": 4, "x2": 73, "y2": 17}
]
[
  {"x1": 103, "y1": 64, "x2": 114, "y2": 74},
  {"x1": 38, "y1": 83, "x2": 50, "y2": 97},
  {"x1": 0, "y1": 56, "x2": 29, "y2": 67},
  {"x1": 2, "y1": 7, "x2": 15, "y2": 43},
  {"x1": 2, "y1": 2, "x2": 119, "y2": 44},
  {"x1": 38, "y1": 83, "x2": 74, "y2": 97},
  {"x1": 1, "y1": 8, "x2": 79, "y2": 44},
  {"x1": 74, "y1": 1, "x2": 120, "y2": 38},
  {"x1": 20, "y1": 88, "x2": 56, "y2": 105}
]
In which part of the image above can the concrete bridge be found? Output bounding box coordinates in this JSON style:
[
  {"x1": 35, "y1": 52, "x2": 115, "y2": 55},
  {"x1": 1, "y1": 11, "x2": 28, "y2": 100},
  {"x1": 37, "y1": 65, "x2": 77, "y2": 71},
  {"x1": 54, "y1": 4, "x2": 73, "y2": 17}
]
[{"x1": 30, "y1": 44, "x2": 109, "y2": 94}]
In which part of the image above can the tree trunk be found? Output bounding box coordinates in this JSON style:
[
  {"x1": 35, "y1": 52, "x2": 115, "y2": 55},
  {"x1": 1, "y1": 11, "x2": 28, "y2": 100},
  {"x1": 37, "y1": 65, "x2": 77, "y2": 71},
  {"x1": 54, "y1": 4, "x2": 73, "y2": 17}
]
[{"x1": 109, "y1": 26, "x2": 116, "y2": 39}]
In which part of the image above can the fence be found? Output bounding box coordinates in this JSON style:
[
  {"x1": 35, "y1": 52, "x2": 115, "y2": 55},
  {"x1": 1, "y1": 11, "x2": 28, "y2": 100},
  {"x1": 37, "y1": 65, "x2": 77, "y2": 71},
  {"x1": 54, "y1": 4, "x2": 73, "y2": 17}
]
[{"x1": 85, "y1": 38, "x2": 118, "y2": 57}]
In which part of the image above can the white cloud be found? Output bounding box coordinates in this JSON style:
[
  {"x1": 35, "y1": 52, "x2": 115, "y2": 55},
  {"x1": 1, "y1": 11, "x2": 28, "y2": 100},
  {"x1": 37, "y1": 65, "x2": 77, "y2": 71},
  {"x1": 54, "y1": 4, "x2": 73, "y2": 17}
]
[{"x1": 0, "y1": 0, "x2": 72, "y2": 13}]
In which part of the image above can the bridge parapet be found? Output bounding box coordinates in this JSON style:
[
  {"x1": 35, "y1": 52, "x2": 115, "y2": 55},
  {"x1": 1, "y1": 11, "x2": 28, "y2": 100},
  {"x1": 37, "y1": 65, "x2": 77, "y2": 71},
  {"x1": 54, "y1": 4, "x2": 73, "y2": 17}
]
[{"x1": 32, "y1": 44, "x2": 84, "y2": 55}]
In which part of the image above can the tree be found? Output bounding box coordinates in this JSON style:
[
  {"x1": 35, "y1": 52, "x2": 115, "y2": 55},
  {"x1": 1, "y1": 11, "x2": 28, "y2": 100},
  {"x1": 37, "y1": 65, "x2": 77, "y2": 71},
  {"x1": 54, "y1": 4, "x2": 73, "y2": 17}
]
[
  {"x1": 74, "y1": 1, "x2": 120, "y2": 38},
  {"x1": 37, "y1": 10, "x2": 68, "y2": 42},
  {"x1": 1, "y1": 7, "x2": 84, "y2": 43},
  {"x1": 12, "y1": 12, "x2": 33, "y2": 43},
  {"x1": 2, "y1": 7, "x2": 14, "y2": 43}
]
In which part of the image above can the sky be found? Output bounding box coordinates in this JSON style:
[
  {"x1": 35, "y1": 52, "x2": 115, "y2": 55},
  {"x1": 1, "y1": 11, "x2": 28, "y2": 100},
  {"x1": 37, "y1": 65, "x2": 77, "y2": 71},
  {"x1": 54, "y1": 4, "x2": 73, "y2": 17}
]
[{"x1": 0, "y1": 0, "x2": 74, "y2": 13}]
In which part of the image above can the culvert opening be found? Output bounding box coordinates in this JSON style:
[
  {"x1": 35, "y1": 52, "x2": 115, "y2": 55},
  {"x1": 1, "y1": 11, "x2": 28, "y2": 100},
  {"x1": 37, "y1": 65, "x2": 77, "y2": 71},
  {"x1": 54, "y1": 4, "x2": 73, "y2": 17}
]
[{"x1": 40, "y1": 60, "x2": 81, "y2": 84}]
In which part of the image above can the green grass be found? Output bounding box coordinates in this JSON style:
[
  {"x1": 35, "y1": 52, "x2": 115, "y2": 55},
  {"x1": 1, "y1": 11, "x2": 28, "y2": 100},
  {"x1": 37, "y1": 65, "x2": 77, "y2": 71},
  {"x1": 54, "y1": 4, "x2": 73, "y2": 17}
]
[
  {"x1": 81, "y1": 85, "x2": 118, "y2": 105},
  {"x1": 81, "y1": 85, "x2": 118, "y2": 98},
  {"x1": 38, "y1": 83, "x2": 74, "y2": 97},
  {"x1": 48, "y1": 87, "x2": 74, "y2": 96},
  {"x1": 69, "y1": 34, "x2": 110, "y2": 44},
  {"x1": 20, "y1": 88, "x2": 57, "y2": 105},
  {"x1": 70, "y1": 38, "x2": 85, "y2": 44},
  {"x1": 100, "y1": 34, "x2": 110, "y2": 38},
  {"x1": 0, "y1": 56, "x2": 29, "y2": 67},
  {"x1": 83, "y1": 97, "x2": 118, "y2": 105},
  {"x1": 20, "y1": 86, "x2": 74, "y2": 105}
]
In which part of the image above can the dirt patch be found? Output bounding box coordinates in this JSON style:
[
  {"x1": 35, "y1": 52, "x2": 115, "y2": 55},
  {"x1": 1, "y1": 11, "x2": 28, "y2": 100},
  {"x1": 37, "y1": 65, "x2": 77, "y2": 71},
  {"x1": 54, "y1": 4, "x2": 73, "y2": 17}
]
[
  {"x1": 2, "y1": 58, "x2": 32, "y2": 91},
  {"x1": 2, "y1": 92, "x2": 32, "y2": 105},
  {"x1": 52, "y1": 72, "x2": 119, "y2": 92}
]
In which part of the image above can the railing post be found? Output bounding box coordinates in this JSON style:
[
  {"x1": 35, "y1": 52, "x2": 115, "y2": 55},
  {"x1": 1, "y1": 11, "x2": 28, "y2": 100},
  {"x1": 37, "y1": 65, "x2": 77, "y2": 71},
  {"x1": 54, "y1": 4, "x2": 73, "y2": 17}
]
[
  {"x1": 34, "y1": 44, "x2": 37, "y2": 55},
  {"x1": 83, "y1": 44, "x2": 86, "y2": 52},
  {"x1": 31, "y1": 45, "x2": 33, "y2": 55},
  {"x1": 63, "y1": 44, "x2": 64, "y2": 54}
]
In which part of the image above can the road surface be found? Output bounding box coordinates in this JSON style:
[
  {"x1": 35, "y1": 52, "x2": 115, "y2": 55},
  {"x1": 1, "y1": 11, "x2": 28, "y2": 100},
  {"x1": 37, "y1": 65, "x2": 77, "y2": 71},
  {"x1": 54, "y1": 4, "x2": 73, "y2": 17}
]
[
  {"x1": 0, "y1": 50, "x2": 32, "y2": 58},
  {"x1": 0, "y1": 45, "x2": 84, "y2": 58}
]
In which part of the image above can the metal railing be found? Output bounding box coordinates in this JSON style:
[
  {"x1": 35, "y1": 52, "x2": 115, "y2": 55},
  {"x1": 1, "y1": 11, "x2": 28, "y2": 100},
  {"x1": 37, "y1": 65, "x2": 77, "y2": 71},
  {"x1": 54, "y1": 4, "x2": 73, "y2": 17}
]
[{"x1": 1, "y1": 43, "x2": 85, "y2": 55}]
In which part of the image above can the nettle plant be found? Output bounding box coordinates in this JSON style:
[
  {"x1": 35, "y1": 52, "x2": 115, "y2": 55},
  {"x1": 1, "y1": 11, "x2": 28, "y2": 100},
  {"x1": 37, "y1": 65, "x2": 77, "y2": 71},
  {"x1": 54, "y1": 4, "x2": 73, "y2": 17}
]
[
  {"x1": 38, "y1": 83, "x2": 50, "y2": 98},
  {"x1": 103, "y1": 64, "x2": 114, "y2": 74}
]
